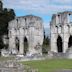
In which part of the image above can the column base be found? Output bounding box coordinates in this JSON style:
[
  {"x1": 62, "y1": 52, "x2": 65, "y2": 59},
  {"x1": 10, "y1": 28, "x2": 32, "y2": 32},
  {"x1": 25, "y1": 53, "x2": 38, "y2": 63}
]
[
  {"x1": 10, "y1": 48, "x2": 18, "y2": 55},
  {"x1": 26, "y1": 48, "x2": 42, "y2": 57},
  {"x1": 16, "y1": 54, "x2": 24, "y2": 57}
]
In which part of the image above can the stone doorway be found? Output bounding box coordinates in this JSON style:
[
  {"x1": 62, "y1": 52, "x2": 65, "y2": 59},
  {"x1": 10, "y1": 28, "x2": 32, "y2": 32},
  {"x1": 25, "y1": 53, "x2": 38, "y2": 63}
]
[
  {"x1": 24, "y1": 37, "x2": 28, "y2": 55},
  {"x1": 68, "y1": 35, "x2": 72, "y2": 48},
  {"x1": 57, "y1": 35, "x2": 63, "y2": 53}
]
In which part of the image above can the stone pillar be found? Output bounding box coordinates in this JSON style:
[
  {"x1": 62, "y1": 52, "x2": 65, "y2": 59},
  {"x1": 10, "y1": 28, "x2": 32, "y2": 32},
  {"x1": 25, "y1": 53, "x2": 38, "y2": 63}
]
[
  {"x1": 27, "y1": 39, "x2": 33, "y2": 54},
  {"x1": 51, "y1": 42, "x2": 57, "y2": 52},
  {"x1": 19, "y1": 36, "x2": 24, "y2": 55},
  {"x1": 63, "y1": 23, "x2": 69, "y2": 53},
  {"x1": 9, "y1": 36, "x2": 16, "y2": 54},
  {"x1": 63, "y1": 34, "x2": 69, "y2": 53},
  {"x1": 63, "y1": 42, "x2": 68, "y2": 53},
  {"x1": 51, "y1": 34, "x2": 57, "y2": 52}
]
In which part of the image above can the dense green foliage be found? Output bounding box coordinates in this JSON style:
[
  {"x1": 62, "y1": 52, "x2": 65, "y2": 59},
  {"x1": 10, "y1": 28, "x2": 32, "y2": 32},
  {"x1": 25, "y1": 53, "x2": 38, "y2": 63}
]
[
  {"x1": 0, "y1": 8, "x2": 15, "y2": 35},
  {"x1": 0, "y1": 8, "x2": 15, "y2": 50},
  {"x1": 22, "y1": 59, "x2": 72, "y2": 72}
]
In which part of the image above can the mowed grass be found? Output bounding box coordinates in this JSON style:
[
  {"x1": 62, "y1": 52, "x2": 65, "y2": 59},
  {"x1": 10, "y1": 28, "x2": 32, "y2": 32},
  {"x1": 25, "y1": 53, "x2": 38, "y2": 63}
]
[{"x1": 21, "y1": 59, "x2": 72, "y2": 72}]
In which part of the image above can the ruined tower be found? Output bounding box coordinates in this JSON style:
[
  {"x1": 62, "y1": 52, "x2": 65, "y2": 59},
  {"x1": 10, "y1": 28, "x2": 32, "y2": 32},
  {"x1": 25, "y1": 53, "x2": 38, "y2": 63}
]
[{"x1": 50, "y1": 11, "x2": 72, "y2": 53}]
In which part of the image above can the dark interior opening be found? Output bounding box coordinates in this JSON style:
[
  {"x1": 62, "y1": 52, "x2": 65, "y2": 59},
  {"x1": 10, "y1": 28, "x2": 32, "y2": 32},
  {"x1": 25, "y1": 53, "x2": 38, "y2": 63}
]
[
  {"x1": 24, "y1": 37, "x2": 28, "y2": 55},
  {"x1": 15, "y1": 37, "x2": 19, "y2": 51},
  {"x1": 57, "y1": 35, "x2": 63, "y2": 53},
  {"x1": 68, "y1": 35, "x2": 72, "y2": 48}
]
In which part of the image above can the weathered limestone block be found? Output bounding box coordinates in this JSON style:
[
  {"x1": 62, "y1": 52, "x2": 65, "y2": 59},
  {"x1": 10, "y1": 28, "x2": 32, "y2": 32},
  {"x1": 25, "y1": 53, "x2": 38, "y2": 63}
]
[
  {"x1": 19, "y1": 36, "x2": 24, "y2": 55},
  {"x1": 70, "y1": 26, "x2": 72, "y2": 34},
  {"x1": 58, "y1": 26, "x2": 62, "y2": 34}
]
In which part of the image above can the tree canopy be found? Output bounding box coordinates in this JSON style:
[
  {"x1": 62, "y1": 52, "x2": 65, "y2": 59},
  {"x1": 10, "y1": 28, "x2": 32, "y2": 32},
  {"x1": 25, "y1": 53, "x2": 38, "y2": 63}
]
[
  {"x1": 42, "y1": 30, "x2": 50, "y2": 54},
  {"x1": 0, "y1": 8, "x2": 15, "y2": 35},
  {"x1": 0, "y1": 8, "x2": 15, "y2": 50}
]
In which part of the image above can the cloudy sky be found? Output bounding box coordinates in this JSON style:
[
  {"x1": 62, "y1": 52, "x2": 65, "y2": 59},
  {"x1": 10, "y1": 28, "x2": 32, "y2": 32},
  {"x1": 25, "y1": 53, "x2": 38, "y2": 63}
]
[{"x1": 3, "y1": 0, "x2": 72, "y2": 36}]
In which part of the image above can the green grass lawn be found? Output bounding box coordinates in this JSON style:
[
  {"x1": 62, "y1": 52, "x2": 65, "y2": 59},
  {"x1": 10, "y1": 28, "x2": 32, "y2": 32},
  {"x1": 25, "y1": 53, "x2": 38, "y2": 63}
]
[{"x1": 21, "y1": 59, "x2": 72, "y2": 72}]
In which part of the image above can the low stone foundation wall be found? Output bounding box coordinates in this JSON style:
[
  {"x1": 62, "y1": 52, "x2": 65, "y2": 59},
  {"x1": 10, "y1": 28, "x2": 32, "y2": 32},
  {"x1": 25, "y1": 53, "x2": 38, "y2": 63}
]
[
  {"x1": 48, "y1": 51, "x2": 72, "y2": 59},
  {"x1": 0, "y1": 60, "x2": 38, "y2": 72},
  {"x1": 14, "y1": 52, "x2": 72, "y2": 62}
]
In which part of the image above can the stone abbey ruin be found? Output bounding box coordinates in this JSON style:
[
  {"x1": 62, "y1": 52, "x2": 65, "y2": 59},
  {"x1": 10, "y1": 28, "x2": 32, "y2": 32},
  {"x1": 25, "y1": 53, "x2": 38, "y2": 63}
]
[
  {"x1": 50, "y1": 11, "x2": 72, "y2": 53},
  {"x1": 8, "y1": 15, "x2": 43, "y2": 56},
  {"x1": 0, "y1": 0, "x2": 72, "y2": 59}
]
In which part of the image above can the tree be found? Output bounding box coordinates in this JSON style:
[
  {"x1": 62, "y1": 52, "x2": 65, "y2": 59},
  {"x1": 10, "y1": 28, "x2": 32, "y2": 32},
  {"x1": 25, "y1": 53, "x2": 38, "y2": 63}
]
[
  {"x1": 42, "y1": 30, "x2": 50, "y2": 54},
  {"x1": 0, "y1": 8, "x2": 15, "y2": 50}
]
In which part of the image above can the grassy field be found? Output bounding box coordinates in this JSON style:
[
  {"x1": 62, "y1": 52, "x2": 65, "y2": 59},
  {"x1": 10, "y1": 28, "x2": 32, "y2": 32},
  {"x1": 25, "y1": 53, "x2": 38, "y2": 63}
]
[{"x1": 21, "y1": 59, "x2": 72, "y2": 72}]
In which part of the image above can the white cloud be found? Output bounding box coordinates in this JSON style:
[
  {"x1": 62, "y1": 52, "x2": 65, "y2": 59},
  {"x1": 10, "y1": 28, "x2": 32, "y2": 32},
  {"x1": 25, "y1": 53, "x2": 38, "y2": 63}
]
[
  {"x1": 3, "y1": 0, "x2": 72, "y2": 36},
  {"x1": 44, "y1": 23, "x2": 50, "y2": 29},
  {"x1": 51, "y1": 0, "x2": 72, "y2": 4},
  {"x1": 44, "y1": 23, "x2": 50, "y2": 36},
  {"x1": 3, "y1": 0, "x2": 72, "y2": 15}
]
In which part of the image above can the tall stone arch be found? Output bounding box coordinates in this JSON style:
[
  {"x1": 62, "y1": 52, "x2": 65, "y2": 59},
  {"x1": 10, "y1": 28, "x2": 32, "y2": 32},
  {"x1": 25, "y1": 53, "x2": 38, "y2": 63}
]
[
  {"x1": 24, "y1": 36, "x2": 28, "y2": 55},
  {"x1": 8, "y1": 15, "x2": 43, "y2": 56},
  {"x1": 57, "y1": 35, "x2": 63, "y2": 53},
  {"x1": 68, "y1": 35, "x2": 72, "y2": 48},
  {"x1": 50, "y1": 11, "x2": 72, "y2": 53},
  {"x1": 15, "y1": 37, "x2": 19, "y2": 52}
]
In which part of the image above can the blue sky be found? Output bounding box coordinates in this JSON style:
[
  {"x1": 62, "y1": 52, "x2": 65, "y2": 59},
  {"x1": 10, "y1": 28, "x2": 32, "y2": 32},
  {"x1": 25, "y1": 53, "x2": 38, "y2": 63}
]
[{"x1": 3, "y1": 0, "x2": 72, "y2": 36}]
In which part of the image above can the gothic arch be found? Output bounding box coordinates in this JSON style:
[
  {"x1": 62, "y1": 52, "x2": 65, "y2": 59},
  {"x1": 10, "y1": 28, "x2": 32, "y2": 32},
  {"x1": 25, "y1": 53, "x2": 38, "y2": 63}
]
[
  {"x1": 24, "y1": 36, "x2": 28, "y2": 55},
  {"x1": 15, "y1": 37, "x2": 19, "y2": 51},
  {"x1": 68, "y1": 35, "x2": 72, "y2": 48},
  {"x1": 57, "y1": 35, "x2": 63, "y2": 53}
]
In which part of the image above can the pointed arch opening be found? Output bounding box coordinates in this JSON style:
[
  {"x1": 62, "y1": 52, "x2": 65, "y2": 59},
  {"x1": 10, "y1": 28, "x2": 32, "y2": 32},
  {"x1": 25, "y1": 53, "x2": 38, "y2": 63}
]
[
  {"x1": 68, "y1": 35, "x2": 72, "y2": 48},
  {"x1": 57, "y1": 35, "x2": 63, "y2": 53},
  {"x1": 24, "y1": 37, "x2": 28, "y2": 55},
  {"x1": 15, "y1": 37, "x2": 19, "y2": 51}
]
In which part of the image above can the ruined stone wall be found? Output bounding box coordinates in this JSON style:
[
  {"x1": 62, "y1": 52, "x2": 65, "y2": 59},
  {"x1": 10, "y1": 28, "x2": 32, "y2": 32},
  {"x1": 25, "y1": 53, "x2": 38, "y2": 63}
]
[
  {"x1": 8, "y1": 15, "x2": 44, "y2": 56},
  {"x1": 0, "y1": 60, "x2": 38, "y2": 72},
  {"x1": 50, "y1": 11, "x2": 72, "y2": 53}
]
